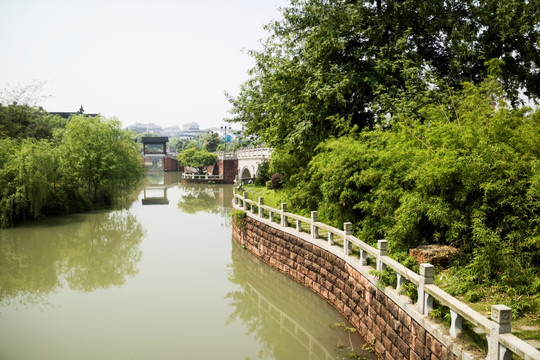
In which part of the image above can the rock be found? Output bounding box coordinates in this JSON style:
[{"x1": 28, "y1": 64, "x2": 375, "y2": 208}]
[{"x1": 409, "y1": 245, "x2": 459, "y2": 268}]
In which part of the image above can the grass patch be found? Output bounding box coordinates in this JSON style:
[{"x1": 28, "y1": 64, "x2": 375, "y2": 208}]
[{"x1": 238, "y1": 184, "x2": 286, "y2": 209}]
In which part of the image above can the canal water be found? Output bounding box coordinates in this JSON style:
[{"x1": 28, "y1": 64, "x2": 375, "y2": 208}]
[{"x1": 0, "y1": 173, "x2": 374, "y2": 360}]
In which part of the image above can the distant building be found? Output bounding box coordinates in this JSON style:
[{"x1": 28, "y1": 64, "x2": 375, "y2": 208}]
[
  {"x1": 183, "y1": 122, "x2": 200, "y2": 131},
  {"x1": 162, "y1": 125, "x2": 183, "y2": 137},
  {"x1": 126, "y1": 122, "x2": 162, "y2": 134}
]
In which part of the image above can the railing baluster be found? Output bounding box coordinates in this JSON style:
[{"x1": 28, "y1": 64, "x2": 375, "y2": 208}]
[
  {"x1": 377, "y1": 240, "x2": 387, "y2": 271},
  {"x1": 396, "y1": 273, "x2": 405, "y2": 293},
  {"x1": 258, "y1": 197, "x2": 264, "y2": 218},
  {"x1": 449, "y1": 309, "x2": 462, "y2": 338},
  {"x1": 281, "y1": 203, "x2": 287, "y2": 227},
  {"x1": 311, "y1": 211, "x2": 319, "y2": 239},
  {"x1": 343, "y1": 222, "x2": 352, "y2": 255},
  {"x1": 418, "y1": 263, "x2": 434, "y2": 316},
  {"x1": 360, "y1": 249, "x2": 368, "y2": 266},
  {"x1": 243, "y1": 192, "x2": 248, "y2": 211}
]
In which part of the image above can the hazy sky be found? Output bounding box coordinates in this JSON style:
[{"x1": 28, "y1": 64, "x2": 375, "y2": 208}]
[{"x1": 0, "y1": 0, "x2": 289, "y2": 129}]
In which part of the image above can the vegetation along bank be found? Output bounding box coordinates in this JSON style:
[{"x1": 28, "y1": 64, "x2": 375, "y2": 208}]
[
  {"x1": 0, "y1": 103, "x2": 144, "y2": 228},
  {"x1": 228, "y1": 0, "x2": 540, "y2": 325}
]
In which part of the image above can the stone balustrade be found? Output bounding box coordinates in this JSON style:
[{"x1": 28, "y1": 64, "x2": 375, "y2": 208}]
[
  {"x1": 233, "y1": 193, "x2": 540, "y2": 360},
  {"x1": 181, "y1": 173, "x2": 223, "y2": 180}
]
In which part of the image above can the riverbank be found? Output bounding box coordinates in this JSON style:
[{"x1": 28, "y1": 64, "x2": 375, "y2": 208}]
[{"x1": 235, "y1": 184, "x2": 540, "y2": 346}]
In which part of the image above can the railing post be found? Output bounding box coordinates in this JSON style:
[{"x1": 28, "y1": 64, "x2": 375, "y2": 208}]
[
  {"x1": 311, "y1": 211, "x2": 319, "y2": 239},
  {"x1": 280, "y1": 203, "x2": 287, "y2": 227},
  {"x1": 258, "y1": 197, "x2": 264, "y2": 218},
  {"x1": 396, "y1": 274, "x2": 405, "y2": 293},
  {"x1": 377, "y1": 240, "x2": 387, "y2": 271},
  {"x1": 360, "y1": 248, "x2": 368, "y2": 266},
  {"x1": 343, "y1": 222, "x2": 352, "y2": 255},
  {"x1": 449, "y1": 310, "x2": 463, "y2": 338},
  {"x1": 487, "y1": 305, "x2": 512, "y2": 360},
  {"x1": 296, "y1": 219, "x2": 301, "y2": 232},
  {"x1": 242, "y1": 192, "x2": 248, "y2": 210},
  {"x1": 417, "y1": 263, "x2": 434, "y2": 315},
  {"x1": 328, "y1": 232, "x2": 334, "y2": 245}
]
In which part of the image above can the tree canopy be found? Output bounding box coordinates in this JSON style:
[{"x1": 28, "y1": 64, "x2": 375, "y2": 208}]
[
  {"x1": 289, "y1": 78, "x2": 540, "y2": 313},
  {"x1": 228, "y1": 0, "x2": 540, "y2": 174},
  {"x1": 0, "y1": 106, "x2": 144, "y2": 227},
  {"x1": 177, "y1": 148, "x2": 217, "y2": 174},
  {"x1": 225, "y1": 0, "x2": 540, "y2": 313}
]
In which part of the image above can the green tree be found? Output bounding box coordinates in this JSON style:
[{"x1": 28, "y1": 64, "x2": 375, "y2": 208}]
[
  {"x1": 60, "y1": 115, "x2": 144, "y2": 205},
  {"x1": 291, "y1": 78, "x2": 540, "y2": 310},
  {"x1": 202, "y1": 132, "x2": 220, "y2": 152},
  {"x1": 177, "y1": 148, "x2": 217, "y2": 174},
  {"x1": 168, "y1": 137, "x2": 186, "y2": 153},
  {"x1": 0, "y1": 103, "x2": 65, "y2": 140},
  {"x1": 228, "y1": 0, "x2": 540, "y2": 180}
]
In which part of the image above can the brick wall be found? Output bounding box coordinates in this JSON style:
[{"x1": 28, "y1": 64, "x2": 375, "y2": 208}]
[
  {"x1": 232, "y1": 217, "x2": 461, "y2": 360},
  {"x1": 217, "y1": 158, "x2": 238, "y2": 183},
  {"x1": 164, "y1": 156, "x2": 178, "y2": 171}
]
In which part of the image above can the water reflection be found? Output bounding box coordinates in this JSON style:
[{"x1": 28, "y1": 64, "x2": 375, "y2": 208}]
[
  {"x1": 177, "y1": 184, "x2": 233, "y2": 215},
  {"x1": 226, "y1": 241, "x2": 375, "y2": 360},
  {"x1": 0, "y1": 210, "x2": 144, "y2": 307},
  {"x1": 141, "y1": 172, "x2": 182, "y2": 205}
]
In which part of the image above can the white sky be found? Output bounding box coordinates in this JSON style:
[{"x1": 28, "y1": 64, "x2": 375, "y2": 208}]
[{"x1": 0, "y1": 0, "x2": 289, "y2": 129}]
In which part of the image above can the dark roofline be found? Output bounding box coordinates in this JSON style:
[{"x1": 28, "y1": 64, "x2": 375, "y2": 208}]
[
  {"x1": 50, "y1": 112, "x2": 99, "y2": 119},
  {"x1": 141, "y1": 136, "x2": 169, "y2": 143}
]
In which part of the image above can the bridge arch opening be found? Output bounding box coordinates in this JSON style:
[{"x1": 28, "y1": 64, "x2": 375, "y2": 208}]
[{"x1": 240, "y1": 167, "x2": 252, "y2": 183}]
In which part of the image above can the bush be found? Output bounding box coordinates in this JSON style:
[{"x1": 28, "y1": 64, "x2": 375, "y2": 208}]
[
  {"x1": 254, "y1": 160, "x2": 270, "y2": 186},
  {"x1": 231, "y1": 210, "x2": 247, "y2": 231},
  {"x1": 269, "y1": 173, "x2": 284, "y2": 190},
  {"x1": 289, "y1": 78, "x2": 540, "y2": 309}
]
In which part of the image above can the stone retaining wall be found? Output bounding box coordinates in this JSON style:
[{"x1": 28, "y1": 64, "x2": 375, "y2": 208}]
[{"x1": 232, "y1": 216, "x2": 469, "y2": 360}]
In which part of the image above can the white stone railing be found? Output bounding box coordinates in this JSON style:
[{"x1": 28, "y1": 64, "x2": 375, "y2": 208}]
[
  {"x1": 233, "y1": 193, "x2": 540, "y2": 360},
  {"x1": 217, "y1": 151, "x2": 237, "y2": 160},
  {"x1": 182, "y1": 173, "x2": 223, "y2": 180},
  {"x1": 217, "y1": 148, "x2": 273, "y2": 160},
  {"x1": 236, "y1": 148, "x2": 273, "y2": 159}
]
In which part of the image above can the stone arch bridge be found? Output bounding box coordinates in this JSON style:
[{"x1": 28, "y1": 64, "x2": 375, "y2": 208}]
[{"x1": 216, "y1": 148, "x2": 272, "y2": 184}]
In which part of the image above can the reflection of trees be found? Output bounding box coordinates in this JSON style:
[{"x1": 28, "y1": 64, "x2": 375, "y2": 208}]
[
  {"x1": 226, "y1": 241, "x2": 374, "y2": 360},
  {"x1": 177, "y1": 192, "x2": 219, "y2": 214},
  {"x1": 177, "y1": 184, "x2": 233, "y2": 214},
  {"x1": 59, "y1": 211, "x2": 144, "y2": 292},
  {"x1": 0, "y1": 210, "x2": 144, "y2": 306}
]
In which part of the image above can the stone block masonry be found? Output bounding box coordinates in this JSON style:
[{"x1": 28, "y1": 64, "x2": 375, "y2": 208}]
[{"x1": 232, "y1": 216, "x2": 473, "y2": 360}]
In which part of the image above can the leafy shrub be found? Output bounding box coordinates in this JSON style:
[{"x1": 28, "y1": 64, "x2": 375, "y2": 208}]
[
  {"x1": 231, "y1": 210, "x2": 247, "y2": 231},
  {"x1": 289, "y1": 78, "x2": 540, "y2": 311},
  {"x1": 269, "y1": 173, "x2": 284, "y2": 190},
  {"x1": 254, "y1": 160, "x2": 270, "y2": 186}
]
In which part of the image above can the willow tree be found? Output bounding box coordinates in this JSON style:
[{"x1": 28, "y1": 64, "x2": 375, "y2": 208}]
[{"x1": 60, "y1": 115, "x2": 144, "y2": 205}]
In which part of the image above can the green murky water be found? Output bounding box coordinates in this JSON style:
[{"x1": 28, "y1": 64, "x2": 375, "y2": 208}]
[{"x1": 0, "y1": 173, "x2": 374, "y2": 360}]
